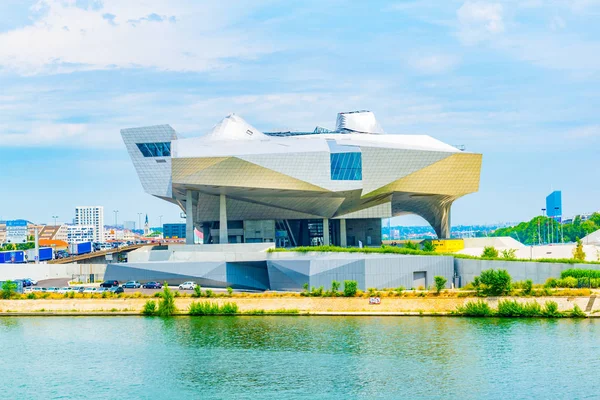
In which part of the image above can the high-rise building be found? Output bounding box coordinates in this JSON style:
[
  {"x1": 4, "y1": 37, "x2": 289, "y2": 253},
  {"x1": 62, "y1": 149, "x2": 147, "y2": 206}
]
[
  {"x1": 546, "y1": 191, "x2": 562, "y2": 220},
  {"x1": 123, "y1": 220, "x2": 136, "y2": 230},
  {"x1": 163, "y1": 223, "x2": 186, "y2": 239},
  {"x1": 67, "y1": 224, "x2": 95, "y2": 243},
  {"x1": 74, "y1": 206, "x2": 105, "y2": 243}
]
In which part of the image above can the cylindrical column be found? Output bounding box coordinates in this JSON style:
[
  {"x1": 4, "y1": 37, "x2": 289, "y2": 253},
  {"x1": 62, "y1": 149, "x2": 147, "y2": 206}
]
[
  {"x1": 185, "y1": 190, "x2": 194, "y2": 245},
  {"x1": 339, "y1": 219, "x2": 347, "y2": 247},
  {"x1": 323, "y1": 218, "x2": 330, "y2": 246},
  {"x1": 220, "y1": 194, "x2": 228, "y2": 244}
]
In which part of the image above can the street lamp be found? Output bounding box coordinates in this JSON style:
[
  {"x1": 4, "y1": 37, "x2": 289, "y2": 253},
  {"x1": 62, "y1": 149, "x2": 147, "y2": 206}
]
[
  {"x1": 52, "y1": 215, "x2": 58, "y2": 226},
  {"x1": 541, "y1": 208, "x2": 547, "y2": 244}
]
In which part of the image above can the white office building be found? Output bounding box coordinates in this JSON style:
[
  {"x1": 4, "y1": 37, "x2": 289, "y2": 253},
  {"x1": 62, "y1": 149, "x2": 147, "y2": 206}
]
[
  {"x1": 74, "y1": 206, "x2": 105, "y2": 243},
  {"x1": 67, "y1": 224, "x2": 96, "y2": 243}
]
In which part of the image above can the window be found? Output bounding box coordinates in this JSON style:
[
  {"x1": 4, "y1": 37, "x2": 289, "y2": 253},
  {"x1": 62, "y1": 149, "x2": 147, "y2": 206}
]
[
  {"x1": 136, "y1": 142, "x2": 171, "y2": 157},
  {"x1": 330, "y1": 152, "x2": 362, "y2": 180}
]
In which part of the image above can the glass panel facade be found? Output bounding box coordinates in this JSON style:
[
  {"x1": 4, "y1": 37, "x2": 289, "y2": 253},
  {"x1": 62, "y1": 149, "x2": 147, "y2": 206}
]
[
  {"x1": 136, "y1": 142, "x2": 171, "y2": 157},
  {"x1": 330, "y1": 152, "x2": 362, "y2": 180}
]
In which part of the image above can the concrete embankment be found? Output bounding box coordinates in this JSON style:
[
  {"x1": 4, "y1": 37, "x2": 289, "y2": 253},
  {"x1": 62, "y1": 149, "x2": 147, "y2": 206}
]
[{"x1": 0, "y1": 296, "x2": 598, "y2": 316}]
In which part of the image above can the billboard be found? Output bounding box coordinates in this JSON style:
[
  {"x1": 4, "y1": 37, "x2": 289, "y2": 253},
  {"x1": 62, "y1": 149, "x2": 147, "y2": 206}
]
[
  {"x1": 6, "y1": 220, "x2": 28, "y2": 244},
  {"x1": 546, "y1": 191, "x2": 562, "y2": 219}
]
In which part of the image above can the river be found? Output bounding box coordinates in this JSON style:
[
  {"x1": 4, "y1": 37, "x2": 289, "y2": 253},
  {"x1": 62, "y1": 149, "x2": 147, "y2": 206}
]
[{"x1": 0, "y1": 316, "x2": 598, "y2": 399}]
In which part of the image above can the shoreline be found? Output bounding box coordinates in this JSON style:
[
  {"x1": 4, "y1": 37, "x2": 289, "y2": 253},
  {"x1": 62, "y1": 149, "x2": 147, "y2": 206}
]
[{"x1": 1, "y1": 296, "x2": 598, "y2": 317}]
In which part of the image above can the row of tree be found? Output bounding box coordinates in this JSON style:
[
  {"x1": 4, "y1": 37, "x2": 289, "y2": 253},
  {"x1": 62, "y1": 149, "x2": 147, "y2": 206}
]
[{"x1": 491, "y1": 213, "x2": 600, "y2": 245}]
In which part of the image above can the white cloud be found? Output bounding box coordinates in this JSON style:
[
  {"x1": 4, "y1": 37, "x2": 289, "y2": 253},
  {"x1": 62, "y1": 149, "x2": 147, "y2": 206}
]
[
  {"x1": 0, "y1": 0, "x2": 276, "y2": 75},
  {"x1": 457, "y1": 1, "x2": 504, "y2": 44},
  {"x1": 406, "y1": 53, "x2": 460, "y2": 74}
]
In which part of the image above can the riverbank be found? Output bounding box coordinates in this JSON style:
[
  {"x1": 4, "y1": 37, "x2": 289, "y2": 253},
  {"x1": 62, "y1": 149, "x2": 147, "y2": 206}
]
[{"x1": 1, "y1": 296, "x2": 599, "y2": 316}]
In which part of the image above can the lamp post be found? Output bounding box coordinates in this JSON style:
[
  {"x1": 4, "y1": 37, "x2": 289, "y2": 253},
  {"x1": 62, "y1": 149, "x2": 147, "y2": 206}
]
[
  {"x1": 52, "y1": 215, "x2": 58, "y2": 227},
  {"x1": 541, "y1": 208, "x2": 547, "y2": 244}
]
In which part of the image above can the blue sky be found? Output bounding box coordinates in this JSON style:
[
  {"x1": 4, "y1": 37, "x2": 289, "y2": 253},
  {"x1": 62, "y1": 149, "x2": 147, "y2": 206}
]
[{"x1": 0, "y1": 0, "x2": 599, "y2": 227}]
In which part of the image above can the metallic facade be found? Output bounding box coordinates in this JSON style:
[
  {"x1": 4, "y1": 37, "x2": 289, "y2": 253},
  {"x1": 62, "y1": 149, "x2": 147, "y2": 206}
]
[{"x1": 122, "y1": 111, "x2": 482, "y2": 241}]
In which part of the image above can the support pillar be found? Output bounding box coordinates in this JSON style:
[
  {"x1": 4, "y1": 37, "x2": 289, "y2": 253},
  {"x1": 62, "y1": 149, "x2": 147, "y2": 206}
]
[
  {"x1": 339, "y1": 219, "x2": 347, "y2": 247},
  {"x1": 185, "y1": 190, "x2": 194, "y2": 245},
  {"x1": 323, "y1": 218, "x2": 330, "y2": 246},
  {"x1": 220, "y1": 194, "x2": 228, "y2": 244}
]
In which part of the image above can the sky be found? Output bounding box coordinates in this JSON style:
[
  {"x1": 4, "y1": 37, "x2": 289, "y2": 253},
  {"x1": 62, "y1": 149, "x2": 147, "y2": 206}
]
[{"x1": 0, "y1": 0, "x2": 599, "y2": 228}]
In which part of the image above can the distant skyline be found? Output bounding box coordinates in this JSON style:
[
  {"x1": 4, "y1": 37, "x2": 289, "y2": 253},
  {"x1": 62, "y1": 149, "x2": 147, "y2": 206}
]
[{"x1": 1, "y1": 1, "x2": 599, "y2": 227}]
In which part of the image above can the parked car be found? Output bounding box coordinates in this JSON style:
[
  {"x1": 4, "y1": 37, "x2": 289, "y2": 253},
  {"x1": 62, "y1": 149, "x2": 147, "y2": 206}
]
[
  {"x1": 46, "y1": 287, "x2": 59, "y2": 292},
  {"x1": 57, "y1": 287, "x2": 75, "y2": 294},
  {"x1": 24, "y1": 278, "x2": 38, "y2": 286},
  {"x1": 142, "y1": 281, "x2": 163, "y2": 289},
  {"x1": 82, "y1": 287, "x2": 97, "y2": 294},
  {"x1": 100, "y1": 280, "x2": 119, "y2": 288},
  {"x1": 109, "y1": 286, "x2": 124, "y2": 294},
  {"x1": 178, "y1": 281, "x2": 197, "y2": 290},
  {"x1": 31, "y1": 287, "x2": 44, "y2": 292},
  {"x1": 15, "y1": 279, "x2": 32, "y2": 287},
  {"x1": 122, "y1": 281, "x2": 141, "y2": 289}
]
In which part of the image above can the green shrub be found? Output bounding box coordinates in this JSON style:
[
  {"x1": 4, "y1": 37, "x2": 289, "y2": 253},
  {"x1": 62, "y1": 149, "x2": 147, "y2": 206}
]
[
  {"x1": 1, "y1": 280, "x2": 17, "y2": 299},
  {"x1": 395, "y1": 286, "x2": 405, "y2": 296},
  {"x1": 455, "y1": 300, "x2": 494, "y2": 317},
  {"x1": 573, "y1": 238, "x2": 586, "y2": 261},
  {"x1": 343, "y1": 280, "x2": 358, "y2": 297},
  {"x1": 205, "y1": 289, "x2": 214, "y2": 298},
  {"x1": 501, "y1": 248, "x2": 517, "y2": 260},
  {"x1": 434, "y1": 276, "x2": 447, "y2": 294},
  {"x1": 561, "y1": 269, "x2": 600, "y2": 280},
  {"x1": 192, "y1": 285, "x2": 202, "y2": 298},
  {"x1": 404, "y1": 241, "x2": 419, "y2": 250},
  {"x1": 101, "y1": 290, "x2": 108, "y2": 298},
  {"x1": 189, "y1": 301, "x2": 238, "y2": 315},
  {"x1": 570, "y1": 304, "x2": 586, "y2": 318},
  {"x1": 544, "y1": 278, "x2": 558, "y2": 288},
  {"x1": 310, "y1": 286, "x2": 324, "y2": 297},
  {"x1": 422, "y1": 240, "x2": 436, "y2": 252},
  {"x1": 497, "y1": 300, "x2": 541, "y2": 317},
  {"x1": 522, "y1": 279, "x2": 533, "y2": 295},
  {"x1": 174, "y1": 290, "x2": 181, "y2": 298},
  {"x1": 153, "y1": 292, "x2": 162, "y2": 298},
  {"x1": 226, "y1": 287, "x2": 233, "y2": 296},
  {"x1": 158, "y1": 284, "x2": 176, "y2": 317},
  {"x1": 68, "y1": 291, "x2": 75, "y2": 298},
  {"x1": 27, "y1": 292, "x2": 36, "y2": 299},
  {"x1": 475, "y1": 269, "x2": 512, "y2": 296},
  {"x1": 481, "y1": 246, "x2": 499, "y2": 258},
  {"x1": 558, "y1": 277, "x2": 578, "y2": 288},
  {"x1": 142, "y1": 300, "x2": 157, "y2": 316},
  {"x1": 330, "y1": 280, "x2": 340, "y2": 295},
  {"x1": 542, "y1": 301, "x2": 562, "y2": 318}
]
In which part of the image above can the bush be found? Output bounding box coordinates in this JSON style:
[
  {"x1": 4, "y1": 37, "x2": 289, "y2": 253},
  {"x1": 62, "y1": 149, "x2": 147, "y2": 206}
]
[
  {"x1": 481, "y1": 246, "x2": 499, "y2": 258},
  {"x1": 192, "y1": 285, "x2": 202, "y2": 298},
  {"x1": 174, "y1": 291, "x2": 181, "y2": 298},
  {"x1": 544, "y1": 278, "x2": 558, "y2": 288},
  {"x1": 189, "y1": 301, "x2": 238, "y2": 315},
  {"x1": 142, "y1": 300, "x2": 157, "y2": 316},
  {"x1": 27, "y1": 292, "x2": 36, "y2": 299},
  {"x1": 561, "y1": 268, "x2": 600, "y2": 280},
  {"x1": 497, "y1": 300, "x2": 541, "y2": 317},
  {"x1": 422, "y1": 241, "x2": 436, "y2": 252},
  {"x1": 522, "y1": 279, "x2": 533, "y2": 295},
  {"x1": 434, "y1": 276, "x2": 447, "y2": 294},
  {"x1": 501, "y1": 248, "x2": 517, "y2": 260},
  {"x1": 343, "y1": 280, "x2": 358, "y2": 297},
  {"x1": 226, "y1": 287, "x2": 233, "y2": 296},
  {"x1": 570, "y1": 304, "x2": 586, "y2": 318},
  {"x1": 205, "y1": 289, "x2": 214, "y2": 298},
  {"x1": 310, "y1": 286, "x2": 324, "y2": 297},
  {"x1": 158, "y1": 284, "x2": 176, "y2": 317},
  {"x1": 474, "y1": 269, "x2": 512, "y2": 296},
  {"x1": 455, "y1": 300, "x2": 493, "y2": 317},
  {"x1": 573, "y1": 238, "x2": 586, "y2": 261},
  {"x1": 558, "y1": 277, "x2": 578, "y2": 288},
  {"x1": 404, "y1": 241, "x2": 419, "y2": 250},
  {"x1": 395, "y1": 286, "x2": 405, "y2": 296},
  {"x1": 542, "y1": 301, "x2": 562, "y2": 318},
  {"x1": 1, "y1": 280, "x2": 17, "y2": 299},
  {"x1": 330, "y1": 280, "x2": 341, "y2": 295}
]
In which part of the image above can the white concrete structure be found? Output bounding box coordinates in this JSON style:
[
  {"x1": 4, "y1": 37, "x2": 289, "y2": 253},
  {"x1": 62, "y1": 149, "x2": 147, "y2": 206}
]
[
  {"x1": 74, "y1": 206, "x2": 104, "y2": 243},
  {"x1": 122, "y1": 111, "x2": 482, "y2": 247}
]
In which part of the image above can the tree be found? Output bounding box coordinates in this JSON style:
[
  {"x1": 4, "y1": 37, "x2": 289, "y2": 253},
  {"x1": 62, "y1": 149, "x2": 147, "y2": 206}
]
[
  {"x1": 476, "y1": 269, "x2": 512, "y2": 296},
  {"x1": 434, "y1": 276, "x2": 447, "y2": 294},
  {"x1": 573, "y1": 238, "x2": 586, "y2": 261},
  {"x1": 481, "y1": 246, "x2": 499, "y2": 258},
  {"x1": 343, "y1": 280, "x2": 358, "y2": 297},
  {"x1": 1, "y1": 280, "x2": 17, "y2": 299},
  {"x1": 422, "y1": 241, "x2": 436, "y2": 252}
]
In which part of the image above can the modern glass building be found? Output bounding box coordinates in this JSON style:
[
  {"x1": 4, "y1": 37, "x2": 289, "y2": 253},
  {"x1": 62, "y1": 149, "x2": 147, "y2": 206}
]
[
  {"x1": 121, "y1": 111, "x2": 482, "y2": 247},
  {"x1": 546, "y1": 191, "x2": 562, "y2": 219},
  {"x1": 163, "y1": 223, "x2": 186, "y2": 239}
]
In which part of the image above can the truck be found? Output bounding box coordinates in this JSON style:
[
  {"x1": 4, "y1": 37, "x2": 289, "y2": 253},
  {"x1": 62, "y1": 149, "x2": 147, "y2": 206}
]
[
  {"x1": 68, "y1": 241, "x2": 93, "y2": 256},
  {"x1": 26, "y1": 247, "x2": 54, "y2": 262},
  {"x1": 0, "y1": 250, "x2": 26, "y2": 264}
]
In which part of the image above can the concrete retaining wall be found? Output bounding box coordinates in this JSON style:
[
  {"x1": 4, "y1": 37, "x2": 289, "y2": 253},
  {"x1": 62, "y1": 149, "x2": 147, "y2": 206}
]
[
  {"x1": 455, "y1": 258, "x2": 600, "y2": 286},
  {"x1": 0, "y1": 263, "x2": 107, "y2": 282}
]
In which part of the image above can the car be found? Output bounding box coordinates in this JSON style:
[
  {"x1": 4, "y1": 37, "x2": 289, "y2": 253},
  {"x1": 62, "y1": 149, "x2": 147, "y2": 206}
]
[
  {"x1": 31, "y1": 287, "x2": 44, "y2": 292},
  {"x1": 57, "y1": 287, "x2": 75, "y2": 294},
  {"x1": 15, "y1": 279, "x2": 32, "y2": 287},
  {"x1": 142, "y1": 281, "x2": 163, "y2": 289},
  {"x1": 82, "y1": 287, "x2": 97, "y2": 294},
  {"x1": 109, "y1": 286, "x2": 124, "y2": 294},
  {"x1": 24, "y1": 278, "x2": 38, "y2": 286},
  {"x1": 71, "y1": 286, "x2": 85, "y2": 293},
  {"x1": 122, "y1": 281, "x2": 141, "y2": 289},
  {"x1": 46, "y1": 287, "x2": 59, "y2": 293},
  {"x1": 100, "y1": 280, "x2": 119, "y2": 288},
  {"x1": 178, "y1": 281, "x2": 197, "y2": 290}
]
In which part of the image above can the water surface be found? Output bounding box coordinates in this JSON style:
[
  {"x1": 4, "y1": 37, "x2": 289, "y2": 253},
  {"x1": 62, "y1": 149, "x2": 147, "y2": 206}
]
[{"x1": 1, "y1": 316, "x2": 598, "y2": 399}]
